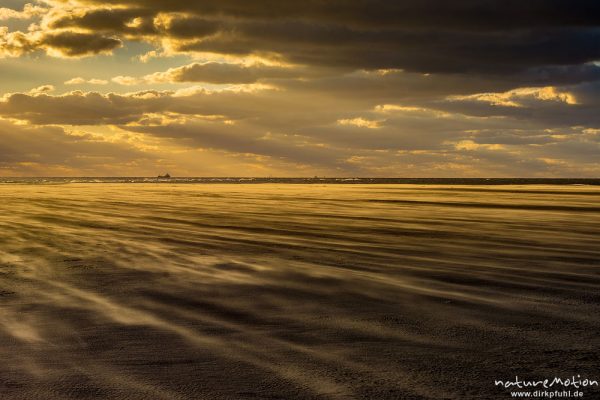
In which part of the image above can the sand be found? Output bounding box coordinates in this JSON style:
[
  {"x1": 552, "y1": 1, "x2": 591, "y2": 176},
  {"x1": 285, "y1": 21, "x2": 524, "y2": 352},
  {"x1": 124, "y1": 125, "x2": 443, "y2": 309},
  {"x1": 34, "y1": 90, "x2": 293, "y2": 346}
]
[{"x1": 0, "y1": 184, "x2": 599, "y2": 399}]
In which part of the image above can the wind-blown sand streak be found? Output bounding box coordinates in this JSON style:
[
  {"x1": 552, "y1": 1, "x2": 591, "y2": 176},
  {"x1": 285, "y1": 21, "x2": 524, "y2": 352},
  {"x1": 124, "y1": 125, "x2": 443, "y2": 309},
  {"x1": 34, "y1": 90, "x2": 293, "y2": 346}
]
[{"x1": 0, "y1": 184, "x2": 599, "y2": 399}]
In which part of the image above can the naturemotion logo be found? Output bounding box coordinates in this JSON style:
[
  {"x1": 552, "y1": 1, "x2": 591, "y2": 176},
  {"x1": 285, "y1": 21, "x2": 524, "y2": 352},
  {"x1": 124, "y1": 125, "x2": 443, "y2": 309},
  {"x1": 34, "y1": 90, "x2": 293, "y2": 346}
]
[{"x1": 495, "y1": 376, "x2": 598, "y2": 398}]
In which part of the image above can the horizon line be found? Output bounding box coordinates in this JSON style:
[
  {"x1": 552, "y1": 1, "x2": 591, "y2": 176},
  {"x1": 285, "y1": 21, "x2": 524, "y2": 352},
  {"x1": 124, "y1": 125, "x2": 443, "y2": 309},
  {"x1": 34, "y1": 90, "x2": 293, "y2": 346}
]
[{"x1": 1, "y1": 176, "x2": 599, "y2": 180}]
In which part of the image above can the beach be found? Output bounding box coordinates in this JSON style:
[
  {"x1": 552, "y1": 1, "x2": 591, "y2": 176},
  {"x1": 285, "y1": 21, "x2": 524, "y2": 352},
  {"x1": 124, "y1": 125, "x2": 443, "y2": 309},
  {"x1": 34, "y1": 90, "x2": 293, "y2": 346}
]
[{"x1": 0, "y1": 183, "x2": 599, "y2": 399}]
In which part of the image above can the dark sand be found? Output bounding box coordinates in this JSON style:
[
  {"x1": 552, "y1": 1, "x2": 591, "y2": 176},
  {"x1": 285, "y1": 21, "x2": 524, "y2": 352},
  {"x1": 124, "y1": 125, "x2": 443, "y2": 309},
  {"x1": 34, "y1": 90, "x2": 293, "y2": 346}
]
[{"x1": 0, "y1": 184, "x2": 599, "y2": 399}]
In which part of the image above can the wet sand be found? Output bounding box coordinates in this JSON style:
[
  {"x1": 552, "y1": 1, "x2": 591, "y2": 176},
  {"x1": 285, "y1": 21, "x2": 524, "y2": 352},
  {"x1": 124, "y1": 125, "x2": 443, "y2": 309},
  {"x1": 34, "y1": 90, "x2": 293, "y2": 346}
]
[{"x1": 0, "y1": 184, "x2": 599, "y2": 399}]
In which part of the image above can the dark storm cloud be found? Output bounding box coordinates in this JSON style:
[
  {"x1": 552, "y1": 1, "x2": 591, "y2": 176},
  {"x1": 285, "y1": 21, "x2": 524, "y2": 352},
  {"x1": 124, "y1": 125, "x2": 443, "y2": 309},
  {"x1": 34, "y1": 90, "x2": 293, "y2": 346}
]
[
  {"x1": 174, "y1": 24, "x2": 600, "y2": 74},
  {"x1": 45, "y1": 0, "x2": 600, "y2": 75},
  {"x1": 517, "y1": 64, "x2": 600, "y2": 86},
  {"x1": 41, "y1": 32, "x2": 122, "y2": 56},
  {"x1": 0, "y1": 28, "x2": 122, "y2": 58},
  {"x1": 48, "y1": 8, "x2": 157, "y2": 36},
  {"x1": 70, "y1": 0, "x2": 600, "y2": 30}
]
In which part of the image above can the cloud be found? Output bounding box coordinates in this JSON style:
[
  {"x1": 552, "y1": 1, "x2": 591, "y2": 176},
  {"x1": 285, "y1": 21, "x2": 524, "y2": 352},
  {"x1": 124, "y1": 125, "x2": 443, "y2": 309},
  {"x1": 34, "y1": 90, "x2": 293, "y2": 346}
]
[
  {"x1": 0, "y1": 26, "x2": 122, "y2": 58},
  {"x1": 0, "y1": 118, "x2": 153, "y2": 176},
  {"x1": 106, "y1": 61, "x2": 310, "y2": 86},
  {"x1": 1, "y1": 0, "x2": 600, "y2": 177},
  {"x1": 0, "y1": 4, "x2": 47, "y2": 21},
  {"x1": 145, "y1": 61, "x2": 302, "y2": 84},
  {"x1": 0, "y1": 86, "x2": 285, "y2": 126},
  {"x1": 64, "y1": 77, "x2": 87, "y2": 85},
  {"x1": 41, "y1": 31, "x2": 122, "y2": 57},
  {"x1": 48, "y1": 1, "x2": 600, "y2": 30},
  {"x1": 65, "y1": 77, "x2": 109, "y2": 85},
  {"x1": 124, "y1": 118, "x2": 350, "y2": 169},
  {"x1": 19, "y1": 0, "x2": 600, "y2": 75},
  {"x1": 111, "y1": 76, "x2": 142, "y2": 86},
  {"x1": 88, "y1": 78, "x2": 109, "y2": 85},
  {"x1": 447, "y1": 87, "x2": 578, "y2": 108},
  {"x1": 337, "y1": 118, "x2": 381, "y2": 129},
  {"x1": 28, "y1": 85, "x2": 55, "y2": 95},
  {"x1": 47, "y1": 6, "x2": 156, "y2": 35},
  {"x1": 451, "y1": 140, "x2": 505, "y2": 151},
  {"x1": 1, "y1": 84, "x2": 597, "y2": 176},
  {"x1": 0, "y1": 90, "x2": 173, "y2": 125}
]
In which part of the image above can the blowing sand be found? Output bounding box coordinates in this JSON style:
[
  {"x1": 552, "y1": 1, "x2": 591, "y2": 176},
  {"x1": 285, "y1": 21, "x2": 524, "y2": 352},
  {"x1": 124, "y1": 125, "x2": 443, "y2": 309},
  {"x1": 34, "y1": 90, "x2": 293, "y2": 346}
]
[{"x1": 0, "y1": 184, "x2": 599, "y2": 399}]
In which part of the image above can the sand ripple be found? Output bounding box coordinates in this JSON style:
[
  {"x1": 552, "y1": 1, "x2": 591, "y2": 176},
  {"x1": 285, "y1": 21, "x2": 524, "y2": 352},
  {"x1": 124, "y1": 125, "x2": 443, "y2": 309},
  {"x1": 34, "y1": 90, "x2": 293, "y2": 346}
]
[{"x1": 0, "y1": 184, "x2": 599, "y2": 399}]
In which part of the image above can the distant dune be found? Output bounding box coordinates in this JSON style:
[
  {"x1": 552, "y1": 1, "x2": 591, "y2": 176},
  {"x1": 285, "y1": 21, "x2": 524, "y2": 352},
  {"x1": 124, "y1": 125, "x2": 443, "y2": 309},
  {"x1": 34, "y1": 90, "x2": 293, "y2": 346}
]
[{"x1": 0, "y1": 184, "x2": 599, "y2": 399}]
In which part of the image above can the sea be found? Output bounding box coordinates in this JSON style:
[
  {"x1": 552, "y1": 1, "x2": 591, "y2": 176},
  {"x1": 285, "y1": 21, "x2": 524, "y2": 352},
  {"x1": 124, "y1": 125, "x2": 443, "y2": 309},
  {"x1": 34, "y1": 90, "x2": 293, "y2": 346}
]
[{"x1": 1, "y1": 177, "x2": 599, "y2": 185}]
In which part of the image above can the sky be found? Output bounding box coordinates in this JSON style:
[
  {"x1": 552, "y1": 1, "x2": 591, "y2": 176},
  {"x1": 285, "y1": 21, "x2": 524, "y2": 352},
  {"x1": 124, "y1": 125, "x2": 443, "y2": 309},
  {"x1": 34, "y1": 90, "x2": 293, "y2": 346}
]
[{"x1": 0, "y1": 1, "x2": 599, "y2": 177}]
